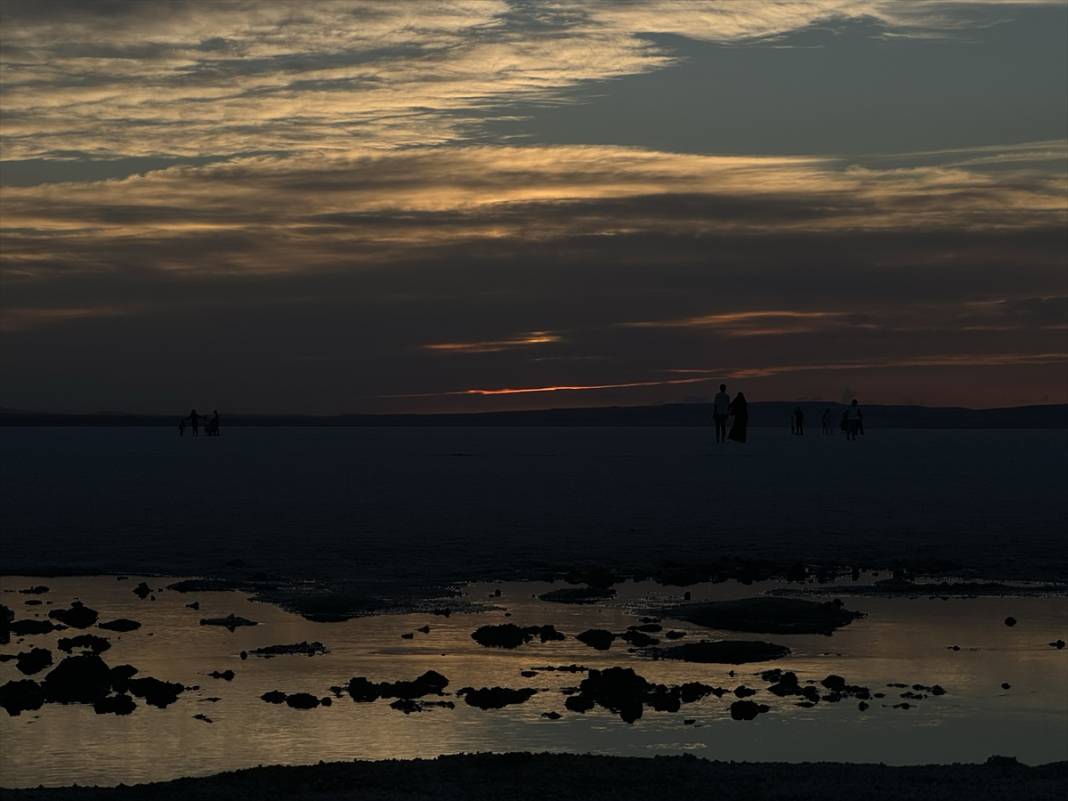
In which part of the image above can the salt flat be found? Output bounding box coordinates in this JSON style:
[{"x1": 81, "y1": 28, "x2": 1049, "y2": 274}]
[{"x1": 2, "y1": 427, "x2": 1064, "y2": 590}]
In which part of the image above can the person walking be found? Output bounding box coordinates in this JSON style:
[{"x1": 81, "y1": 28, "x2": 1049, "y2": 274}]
[
  {"x1": 728, "y1": 392, "x2": 749, "y2": 443},
  {"x1": 713, "y1": 384, "x2": 731, "y2": 444},
  {"x1": 844, "y1": 399, "x2": 863, "y2": 441}
]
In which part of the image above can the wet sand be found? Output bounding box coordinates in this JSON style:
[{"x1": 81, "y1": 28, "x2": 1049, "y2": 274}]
[{"x1": 3, "y1": 753, "x2": 1066, "y2": 801}]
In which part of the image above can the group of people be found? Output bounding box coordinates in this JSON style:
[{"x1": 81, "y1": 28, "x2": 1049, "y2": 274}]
[
  {"x1": 712, "y1": 384, "x2": 749, "y2": 443},
  {"x1": 178, "y1": 408, "x2": 220, "y2": 437},
  {"x1": 713, "y1": 387, "x2": 865, "y2": 443}
]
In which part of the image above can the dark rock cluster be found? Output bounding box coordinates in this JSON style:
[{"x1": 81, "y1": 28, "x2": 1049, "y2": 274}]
[
  {"x1": 0, "y1": 653, "x2": 184, "y2": 717},
  {"x1": 347, "y1": 670, "x2": 450, "y2": 703},
  {"x1": 458, "y1": 687, "x2": 538, "y2": 709},
  {"x1": 471, "y1": 624, "x2": 565, "y2": 648},
  {"x1": 563, "y1": 667, "x2": 718, "y2": 723}
]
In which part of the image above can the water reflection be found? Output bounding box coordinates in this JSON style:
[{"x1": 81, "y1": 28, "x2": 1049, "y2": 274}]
[{"x1": 1, "y1": 575, "x2": 1065, "y2": 788}]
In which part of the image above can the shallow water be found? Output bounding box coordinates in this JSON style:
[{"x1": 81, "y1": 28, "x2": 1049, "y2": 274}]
[{"x1": 1, "y1": 574, "x2": 1066, "y2": 787}]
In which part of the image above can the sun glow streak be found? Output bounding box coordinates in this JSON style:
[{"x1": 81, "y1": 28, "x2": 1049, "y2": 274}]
[
  {"x1": 422, "y1": 332, "x2": 561, "y2": 353},
  {"x1": 379, "y1": 352, "x2": 1068, "y2": 399}
]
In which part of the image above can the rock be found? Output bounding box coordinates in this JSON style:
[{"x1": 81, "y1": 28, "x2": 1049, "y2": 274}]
[
  {"x1": 133, "y1": 582, "x2": 152, "y2": 599},
  {"x1": 24, "y1": 600, "x2": 42, "y2": 606},
  {"x1": 564, "y1": 694, "x2": 596, "y2": 713},
  {"x1": 665, "y1": 630, "x2": 686, "y2": 640},
  {"x1": 1004, "y1": 617, "x2": 1017, "y2": 627},
  {"x1": 48, "y1": 602, "x2": 98, "y2": 629},
  {"x1": 471, "y1": 624, "x2": 563, "y2": 649},
  {"x1": 858, "y1": 701, "x2": 869, "y2": 711},
  {"x1": 390, "y1": 699, "x2": 454, "y2": 713},
  {"x1": 541, "y1": 711, "x2": 562, "y2": 719},
  {"x1": 401, "y1": 632, "x2": 414, "y2": 639},
  {"x1": 285, "y1": 693, "x2": 320, "y2": 709},
  {"x1": 9, "y1": 619, "x2": 55, "y2": 636},
  {"x1": 729, "y1": 700, "x2": 770, "y2": 720},
  {"x1": 248, "y1": 641, "x2": 328, "y2": 657},
  {"x1": 733, "y1": 686, "x2": 757, "y2": 698},
  {"x1": 261, "y1": 690, "x2": 287, "y2": 704},
  {"x1": 19, "y1": 586, "x2": 49, "y2": 595},
  {"x1": 98, "y1": 618, "x2": 141, "y2": 632},
  {"x1": 193, "y1": 713, "x2": 213, "y2": 723},
  {"x1": 378, "y1": 670, "x2": 449, "y2": 700},
  {"x1": 42, "y1": 655, "x2": 112, "y2": 704},
  {"x1": 520, "y1": 670, "x2": 538, "y2": 678},
  {"x1": 109, "y1": 665, "x2": 138, "y2": 692},
  {"x1": 127, "y1": 676, "x2": 184, "y2": 708},
  {"x1": 416, "y1": 625, "x2": 430, "y2": 634},
  {"x1": 570, "y1": 667, "x2": 651, "y2": 724},
  {"x1": 576, "y1": 629, "x2": 616, "y2": 650},
  {"x1": 0, "y1": 679, "x2": 45, "y2": 716},
  {"x1": 199, "y1": 614, "x2": 257, "y2": 631},
  {"x1": 349, "y1": 670, "x2": 449, "y2": 702},
  {"x1": 0, "y1": 604, "x2": 12, "y2": 645},
  {"x1": 684, "y1": 718, "x2": 696, "y2": 725},
  {"x1": 459, "y1": 687, "x2": 538, "y2": 709},
  {"x1": 661, "y1": 597, "x2": 862, "y2": 635},
  {"x1": 650, "y1": 640, "x2": 791, "y2": 664},
  {"x1": 58, "y1": 634, "x2": 111, "y2": 655},
  {"x1": 321, "y1": 697, "x2": 332, "y2": 706},
  {"x1": 1050, "y1": 640, "x2": 1065, "y2": 649},
  {"x1": 534, "y1": 625, "x2": 565, "y2": 642},
  {"x1": 16, "y1": 648, "x2": 52, "y2": 675},
  {"x1": 94, "y1": 693, "x2": 136, "y2": 715},
  {"x1": 186, "y1": 602, "x2": 200, "y2": 610},
  {"x1": 209, "y1": 670, "x2": 235, "y2": 681},
  {"x1": 538, "y1": 587, "x2": 616, "y2": 604},
  {"x1": 347, "y1": 677, "x2": 380, "y2": 702},
  {"x1": 1001, "y1": 682, "x2": 1011, "y2": 690},
  {"x1": 679, "y1": 682, "x2": 716, "y2": 703},
  {"x1": 821, "y1": 675, "x2": 847, "y2": 692},
  {"x1": 621, "y1": 630, "x2": 659, "y2": 648}
]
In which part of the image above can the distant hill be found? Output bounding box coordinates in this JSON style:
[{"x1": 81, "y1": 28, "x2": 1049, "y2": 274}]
[{"x1": 1, "y1": 402, "x2": 1065, "y2": 428}]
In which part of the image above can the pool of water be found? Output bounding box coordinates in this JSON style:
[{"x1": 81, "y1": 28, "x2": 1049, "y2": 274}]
[{"x1": 1, "y1": 574, "x2": 1066, "y2": 787}]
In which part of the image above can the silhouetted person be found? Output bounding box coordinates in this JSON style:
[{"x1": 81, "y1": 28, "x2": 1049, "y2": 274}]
[
  {"x1": 712, "y1": 384, "x2": 730, "y2": 443},
  {"x1": 821, "y1": 408, "x2": 832, "y2": 435},
  {"x1": 178, "y1": 417, "x2": 186, "y2": 438},
  {"x1": 845, "y1": 399, "x2": 863, "y2": 441},
  {"x1": 793, "y1": 406, "x2": 804, "y2": 436},
  {"x1": 188, "y1": 408, "x2": 201, "y2": 437},
  {"x1": 728, "y1": 392, "x2": 748, "y2": 443},
  {"x1": 206, "y1": 409, "x2": 220, "y2": 436}
]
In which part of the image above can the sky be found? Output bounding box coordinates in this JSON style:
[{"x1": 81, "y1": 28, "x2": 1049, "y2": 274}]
[{"x1": 1, "y1": 0, "x2": 1066, "y2": 414}]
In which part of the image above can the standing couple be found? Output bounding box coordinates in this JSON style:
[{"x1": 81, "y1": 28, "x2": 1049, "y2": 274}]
[{"x1": 712, "y1": 384, "x2": 748, "y2": 444}]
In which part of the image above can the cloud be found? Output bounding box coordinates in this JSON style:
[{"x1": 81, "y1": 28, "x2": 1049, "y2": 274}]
[{"x1": 2, "y1": 0, "x2": 1061, "y2": 161}]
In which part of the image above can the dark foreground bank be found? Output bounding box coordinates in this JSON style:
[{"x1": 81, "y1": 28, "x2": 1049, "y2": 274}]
[{"x1": 2, "y1": 754, "x2": 1065, "y2": 801}]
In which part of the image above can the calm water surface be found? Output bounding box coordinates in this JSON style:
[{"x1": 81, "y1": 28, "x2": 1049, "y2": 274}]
[{"x1": 1, "y1": 575, "x2": 1066, "y2": 787}]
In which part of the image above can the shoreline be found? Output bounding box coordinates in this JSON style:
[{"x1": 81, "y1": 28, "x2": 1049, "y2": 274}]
[{"x1": 3, "y1": 753, "x2": 1066, "y2": 799}]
